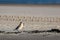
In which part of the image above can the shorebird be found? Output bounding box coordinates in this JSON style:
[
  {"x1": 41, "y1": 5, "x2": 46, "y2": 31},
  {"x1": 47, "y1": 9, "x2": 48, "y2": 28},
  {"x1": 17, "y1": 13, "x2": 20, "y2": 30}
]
[{"x1": 14, "y1": 22, "x2": 24, "y2": 32}]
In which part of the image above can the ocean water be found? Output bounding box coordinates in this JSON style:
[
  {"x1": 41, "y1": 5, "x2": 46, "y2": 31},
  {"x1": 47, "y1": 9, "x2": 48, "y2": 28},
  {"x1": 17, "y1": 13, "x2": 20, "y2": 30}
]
[{"x1": 0, "y1": 0, "x2": 60, "y2": 4}]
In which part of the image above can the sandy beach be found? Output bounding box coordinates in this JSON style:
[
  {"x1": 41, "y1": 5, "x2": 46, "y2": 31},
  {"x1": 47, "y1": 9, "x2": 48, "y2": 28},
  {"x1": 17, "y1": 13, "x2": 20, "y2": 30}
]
[{"x1": 0, "y1": 5, "x2": 60, "y2": 40}]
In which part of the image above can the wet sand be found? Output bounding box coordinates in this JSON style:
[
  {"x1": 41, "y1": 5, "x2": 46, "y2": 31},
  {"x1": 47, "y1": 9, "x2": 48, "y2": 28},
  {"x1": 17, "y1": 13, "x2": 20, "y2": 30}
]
[{"x1": 0, "y1": 33, "x2": 60, "y2": 40}]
